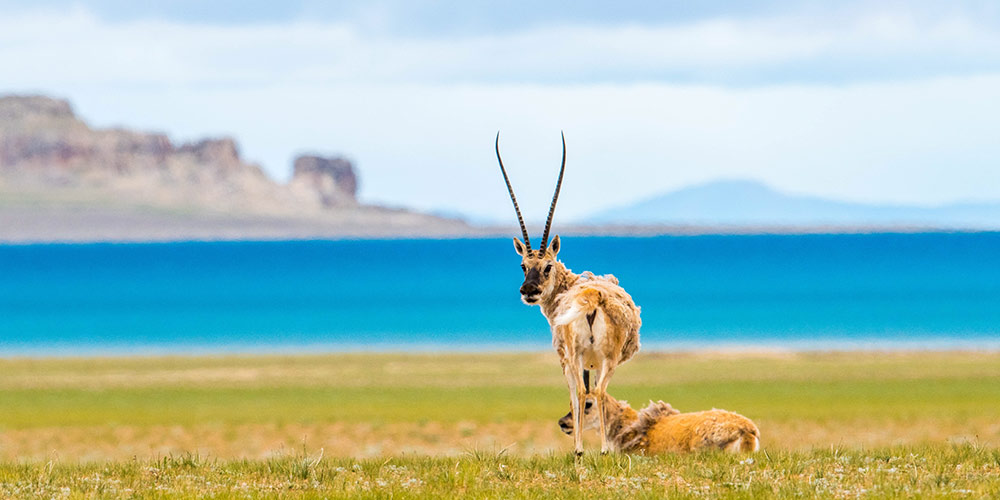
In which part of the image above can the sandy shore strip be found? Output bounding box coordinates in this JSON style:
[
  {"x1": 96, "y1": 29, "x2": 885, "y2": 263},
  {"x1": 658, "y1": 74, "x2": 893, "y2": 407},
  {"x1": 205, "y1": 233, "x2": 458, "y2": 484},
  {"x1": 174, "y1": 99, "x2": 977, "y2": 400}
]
[{"x1": 1, "y1": 351, "x2": 998, "y2": 461}]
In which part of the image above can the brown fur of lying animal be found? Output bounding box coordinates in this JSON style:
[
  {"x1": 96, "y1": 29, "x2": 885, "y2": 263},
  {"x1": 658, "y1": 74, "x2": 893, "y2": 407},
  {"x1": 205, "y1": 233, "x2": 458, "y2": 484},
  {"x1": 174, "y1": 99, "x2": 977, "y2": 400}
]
[{"x1": 558, "y1": 393, "x2": 760, "y2": 454}]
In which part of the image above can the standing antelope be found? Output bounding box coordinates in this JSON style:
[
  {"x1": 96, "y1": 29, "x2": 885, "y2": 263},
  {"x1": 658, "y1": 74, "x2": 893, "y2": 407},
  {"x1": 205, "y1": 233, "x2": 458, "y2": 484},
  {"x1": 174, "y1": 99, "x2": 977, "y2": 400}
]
[{"x1": 495, "y1": 132, "x2": 641, "y2": 455}]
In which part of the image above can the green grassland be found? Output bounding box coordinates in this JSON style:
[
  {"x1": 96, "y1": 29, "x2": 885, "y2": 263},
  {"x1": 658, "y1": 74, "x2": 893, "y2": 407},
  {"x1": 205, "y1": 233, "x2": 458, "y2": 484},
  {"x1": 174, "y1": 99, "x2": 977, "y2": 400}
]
[
  {"x1": 3, "y1": 445, "x2": 1000, "y2": 499},
  {"x1": 1, "y1": 351, "x2": 999, "y2": 498}
]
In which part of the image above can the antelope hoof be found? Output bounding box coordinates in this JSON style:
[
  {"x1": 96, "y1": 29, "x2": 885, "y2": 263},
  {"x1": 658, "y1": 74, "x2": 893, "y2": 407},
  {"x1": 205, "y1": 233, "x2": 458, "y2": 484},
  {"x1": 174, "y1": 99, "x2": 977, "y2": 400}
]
[{"x1": 600, "y1": 450, "x2": 609, "y2": 456}]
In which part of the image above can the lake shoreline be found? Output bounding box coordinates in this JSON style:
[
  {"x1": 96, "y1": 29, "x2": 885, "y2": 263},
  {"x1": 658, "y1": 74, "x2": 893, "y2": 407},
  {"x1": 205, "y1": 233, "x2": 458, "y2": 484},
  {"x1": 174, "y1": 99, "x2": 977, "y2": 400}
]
[
  {"x1": 3, "y1": 341, "x2": 1000, "y2": 359},
  {"x1": 2, "y1": 208, "x2": 996, "y2": 245}
]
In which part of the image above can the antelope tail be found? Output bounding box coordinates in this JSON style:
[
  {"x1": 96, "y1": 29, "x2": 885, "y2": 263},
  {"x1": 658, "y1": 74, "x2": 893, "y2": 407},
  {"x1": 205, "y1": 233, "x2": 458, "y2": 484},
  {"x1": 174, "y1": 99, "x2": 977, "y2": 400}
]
[
  {"x1": 554, "y1": 288, "x2": 602, "y2": 327},
  {"x1": 724, "y1": 427, "x2": 761, "y2": 453}
]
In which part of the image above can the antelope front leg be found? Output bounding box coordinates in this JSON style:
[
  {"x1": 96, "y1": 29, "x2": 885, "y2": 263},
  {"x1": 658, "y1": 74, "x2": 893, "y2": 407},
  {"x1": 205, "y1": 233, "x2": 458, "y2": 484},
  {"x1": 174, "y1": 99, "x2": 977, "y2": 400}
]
[{"x1": 593, "y1": 359, "x2": 617, "y2": 454}]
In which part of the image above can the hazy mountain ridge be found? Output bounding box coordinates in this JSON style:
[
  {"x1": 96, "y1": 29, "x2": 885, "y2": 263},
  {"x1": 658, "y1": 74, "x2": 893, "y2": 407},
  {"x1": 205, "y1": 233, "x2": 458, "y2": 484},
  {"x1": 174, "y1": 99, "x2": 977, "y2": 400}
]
[
  {"x1": 590, "y1": 180, "x2": 1000, "y2": 229},
  {"x1": 3, "y1": 95, "x2": 993, "y2": 242}
]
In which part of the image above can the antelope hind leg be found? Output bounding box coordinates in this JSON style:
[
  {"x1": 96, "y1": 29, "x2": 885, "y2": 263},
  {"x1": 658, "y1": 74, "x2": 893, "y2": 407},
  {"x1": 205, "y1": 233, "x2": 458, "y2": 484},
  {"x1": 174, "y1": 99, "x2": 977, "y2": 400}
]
[
  {"x1": 573, "y1": 357, "x2": 588, "y2": 455},
  {"x1": 593, "y1": 359, "x2": 617, "y2": 454}
]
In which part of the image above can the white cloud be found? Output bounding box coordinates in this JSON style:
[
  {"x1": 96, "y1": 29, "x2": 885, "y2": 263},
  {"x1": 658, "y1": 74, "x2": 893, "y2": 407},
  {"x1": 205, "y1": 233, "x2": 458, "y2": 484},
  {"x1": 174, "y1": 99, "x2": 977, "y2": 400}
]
[
  {"x1": 2, "y1": 7, "x2": 1000, "y2": 88},
  {"x1": 2, "y1": 7, "x2": 1000, "y2": 222}
]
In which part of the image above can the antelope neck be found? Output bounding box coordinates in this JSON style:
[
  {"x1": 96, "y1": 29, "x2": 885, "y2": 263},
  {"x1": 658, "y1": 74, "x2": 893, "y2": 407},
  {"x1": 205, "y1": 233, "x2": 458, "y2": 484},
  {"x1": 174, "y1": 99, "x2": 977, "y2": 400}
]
[
  {"x1": 605, "y1": 397, "x2": 641, "y2": 451},
  {"x1": 539, "y1": 264, "x2": 579, "y2": 320}
]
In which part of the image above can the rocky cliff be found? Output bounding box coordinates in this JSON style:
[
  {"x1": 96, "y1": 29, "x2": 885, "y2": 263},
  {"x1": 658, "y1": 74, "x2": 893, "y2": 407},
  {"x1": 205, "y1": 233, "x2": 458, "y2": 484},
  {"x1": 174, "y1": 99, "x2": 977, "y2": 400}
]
[
  {"x1": 288, "y1": 155, "x2": 358, "y2": 207},
  {"x1": 0, "y1": 94, "x2": 469, "y2": 241},
  {"x1": 0, "y1": 95, "x2": 364, "y2": 216}
]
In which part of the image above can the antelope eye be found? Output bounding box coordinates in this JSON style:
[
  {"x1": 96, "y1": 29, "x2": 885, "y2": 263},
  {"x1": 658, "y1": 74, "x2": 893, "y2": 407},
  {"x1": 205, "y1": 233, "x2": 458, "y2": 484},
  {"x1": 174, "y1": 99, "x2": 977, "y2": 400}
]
[{"x1": 544, "y1": 264, "x2": 552, "y2": 274}]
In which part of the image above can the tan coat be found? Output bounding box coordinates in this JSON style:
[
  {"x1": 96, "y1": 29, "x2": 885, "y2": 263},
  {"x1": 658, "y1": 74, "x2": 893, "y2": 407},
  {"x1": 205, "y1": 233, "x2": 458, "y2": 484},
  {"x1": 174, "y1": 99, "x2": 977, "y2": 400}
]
[
  {"x1": 552, "y1": 274, "x2": 641, "y2": 369},
  {"x1": 559, "y1": 393, "x2": 760, "y2": 454}
]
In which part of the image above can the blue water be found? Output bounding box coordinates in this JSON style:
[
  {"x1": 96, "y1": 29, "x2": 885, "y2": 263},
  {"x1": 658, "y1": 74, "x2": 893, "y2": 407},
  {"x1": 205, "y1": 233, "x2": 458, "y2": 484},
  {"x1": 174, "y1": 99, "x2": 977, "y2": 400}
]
[{"x1": 2, "y1": 233, "x2": 1000, "y2": 355}]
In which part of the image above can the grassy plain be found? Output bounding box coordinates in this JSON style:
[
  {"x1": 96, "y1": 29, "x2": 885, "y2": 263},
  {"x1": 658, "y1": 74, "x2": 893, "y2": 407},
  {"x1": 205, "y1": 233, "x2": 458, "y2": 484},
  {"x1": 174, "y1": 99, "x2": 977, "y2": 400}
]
[{"x1": 1, "y1": 351, "x2": 999, "y2": 498}]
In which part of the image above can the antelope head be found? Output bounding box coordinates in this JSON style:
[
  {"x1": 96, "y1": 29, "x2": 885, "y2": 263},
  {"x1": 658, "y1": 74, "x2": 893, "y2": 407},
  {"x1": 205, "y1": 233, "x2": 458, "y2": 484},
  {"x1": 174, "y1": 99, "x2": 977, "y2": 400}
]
[
  {"x1": 559, "y1": 396, "x2": 597, "y2": 435},
  {"x1": 496, "y1": 132, "x2": 566, "y2": 305}
]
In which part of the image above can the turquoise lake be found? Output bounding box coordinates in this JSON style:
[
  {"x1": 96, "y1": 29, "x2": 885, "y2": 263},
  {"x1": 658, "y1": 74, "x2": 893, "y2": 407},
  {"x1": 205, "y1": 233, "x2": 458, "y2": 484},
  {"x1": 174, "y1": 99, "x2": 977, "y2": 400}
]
[{"x1": 2, "y1": 233, "x2": 1000, "y2": 355}]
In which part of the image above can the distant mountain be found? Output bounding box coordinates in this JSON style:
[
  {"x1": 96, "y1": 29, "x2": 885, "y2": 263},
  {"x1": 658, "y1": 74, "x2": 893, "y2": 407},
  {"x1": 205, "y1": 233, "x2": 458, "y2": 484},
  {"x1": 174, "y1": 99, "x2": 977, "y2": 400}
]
[
  {"x1": 589, "y1": 180, "x2": 1000, "y2": 229},
  {"x1": 0, "y1": 95, "x2": 469, "y2": 242}
]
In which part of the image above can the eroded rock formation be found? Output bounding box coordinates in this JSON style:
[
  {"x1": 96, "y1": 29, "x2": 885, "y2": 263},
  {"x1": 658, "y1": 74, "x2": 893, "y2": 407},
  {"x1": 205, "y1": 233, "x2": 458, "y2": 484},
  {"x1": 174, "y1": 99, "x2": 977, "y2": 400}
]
[
  {"x1": 0, "y1": 95, "x2": 361, "y2": 215},
  {"x1": 289, "y1": 155, "x2": 358, "y2": 207}
]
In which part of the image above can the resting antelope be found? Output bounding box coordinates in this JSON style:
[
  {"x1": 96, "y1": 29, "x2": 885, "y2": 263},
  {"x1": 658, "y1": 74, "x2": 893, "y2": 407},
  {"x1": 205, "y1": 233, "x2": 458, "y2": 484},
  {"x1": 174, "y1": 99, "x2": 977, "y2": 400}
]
[
  {"x1": 495, "y1": 132, "x2": 641, "y2": 455},
  {"x1": 558, "y1": 393, "x2": 761, "y2": 454}
]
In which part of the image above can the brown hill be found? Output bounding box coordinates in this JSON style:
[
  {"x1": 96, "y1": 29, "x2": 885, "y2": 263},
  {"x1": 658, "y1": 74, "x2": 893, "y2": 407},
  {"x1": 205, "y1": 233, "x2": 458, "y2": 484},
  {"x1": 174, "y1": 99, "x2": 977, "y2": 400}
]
[{"x1": 0, "y1": 95, "x2": 469, "y2": 241}]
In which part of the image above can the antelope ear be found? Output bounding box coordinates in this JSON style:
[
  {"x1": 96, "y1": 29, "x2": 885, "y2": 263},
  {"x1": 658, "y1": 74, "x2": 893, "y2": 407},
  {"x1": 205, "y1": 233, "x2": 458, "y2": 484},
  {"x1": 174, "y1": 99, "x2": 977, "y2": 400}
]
[
  {"x1": 513, "y1": 237, "x2": 528, "y2": 257},
  {"x1": 548, "y1": 235, "x2": 560, "y2": 256}
]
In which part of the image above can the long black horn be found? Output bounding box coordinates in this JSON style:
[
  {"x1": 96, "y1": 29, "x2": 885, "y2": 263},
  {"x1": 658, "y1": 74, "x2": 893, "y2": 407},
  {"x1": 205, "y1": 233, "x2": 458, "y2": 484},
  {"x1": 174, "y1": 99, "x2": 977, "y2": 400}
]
[
  {"x1": 540, "y1": 131, "x2": 566, "y2": 250},
  {"x1": 496, "y1": 131, "x2": 531, "y2": 250}
]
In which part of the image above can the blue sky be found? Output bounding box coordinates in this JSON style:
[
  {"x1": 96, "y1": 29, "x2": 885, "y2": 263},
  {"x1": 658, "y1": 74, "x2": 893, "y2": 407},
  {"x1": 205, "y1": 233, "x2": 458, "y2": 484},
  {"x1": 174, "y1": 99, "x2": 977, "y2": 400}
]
[{"x1": 2, "y1": 1, "x2": 1000, "y2": 221}]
